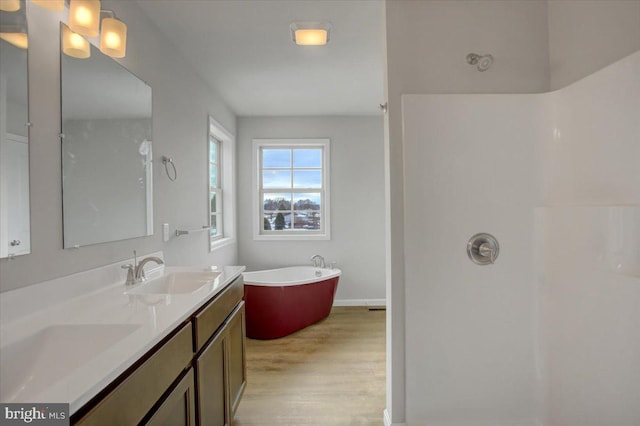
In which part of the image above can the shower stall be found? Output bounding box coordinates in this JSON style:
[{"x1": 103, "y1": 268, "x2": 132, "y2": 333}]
[{"x1": 399, "y1": 51, "x2": 640, "y2": 425}]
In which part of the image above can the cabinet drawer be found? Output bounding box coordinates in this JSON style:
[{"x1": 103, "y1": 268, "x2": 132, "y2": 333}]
[
  {"x1": 193, "y1": 276, "x2": 243, "y2": 352},
  {"x1": 75, "y1": 322, "x2": 193, "y2": 426}
]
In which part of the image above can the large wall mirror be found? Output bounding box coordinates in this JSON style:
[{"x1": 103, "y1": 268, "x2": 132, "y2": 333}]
[
  {"x1": 61, "y1": 23, "x2": 153, "y2": 248},
  {"x1": 0, "y1": 0, "x2": 30, "y2": 259}
]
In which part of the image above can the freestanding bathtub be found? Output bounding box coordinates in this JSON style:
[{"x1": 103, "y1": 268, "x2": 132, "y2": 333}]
[{"x1": 242, "y1": 266, "x2": 342, "y2": 339}]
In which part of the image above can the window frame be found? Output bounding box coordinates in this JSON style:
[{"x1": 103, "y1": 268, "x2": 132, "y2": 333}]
[
  {"x1": 253, "y1": 138, "x2": 331, "y2": 241},
  {"x1": 208, "y1": 135, "x2": 223, "y2": 243},
  {"x1": 207, "y1": 115, "x2": 236, "y2": 252}
]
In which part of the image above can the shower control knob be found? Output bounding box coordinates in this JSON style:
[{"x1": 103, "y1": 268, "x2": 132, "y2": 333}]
[
  {"x1": 10, "y1": 240, "x2": 21, "y2": 246},
  {"x1": 467, "y1": 233, "x2": 499, "y2": 265}
]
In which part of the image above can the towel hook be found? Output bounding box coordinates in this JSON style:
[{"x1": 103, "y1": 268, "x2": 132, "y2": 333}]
[{"x1": 162, "y1": 156, "x2": 177, "y2": 181}]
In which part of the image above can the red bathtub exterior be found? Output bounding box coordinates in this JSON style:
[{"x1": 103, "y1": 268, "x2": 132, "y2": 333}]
[{"x1": 243, "y1": 276, "x2": 339, "y2": 339}]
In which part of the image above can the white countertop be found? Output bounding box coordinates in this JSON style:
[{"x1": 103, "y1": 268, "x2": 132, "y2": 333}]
[{"x1": 0, "y1": 261, "x2": 245, "y2": 414}]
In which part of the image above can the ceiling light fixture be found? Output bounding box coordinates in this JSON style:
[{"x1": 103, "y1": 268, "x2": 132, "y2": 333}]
[{"x1": 290, "y1": 22, "x2": 331, "y2": 46}]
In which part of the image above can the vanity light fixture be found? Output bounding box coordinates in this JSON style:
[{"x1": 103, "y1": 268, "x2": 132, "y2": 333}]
[
  {"x1": 99, "y1": 13, "x2": 126, "y2": 58},
  {"x1": 31, "y1": 0, "x2": 64, "y2": 10},
  {"x1": 68, "y1": 0, "x2": 100, "y2": 37},
  {"x1": 62, "y1": 23, "x2": 89, "y2": 58},
  {"x1": 0, "y1": 1, "x2": 28, "y2": 48},
  {"x1": 0, "y1": 0, "x2": 20, "y2": 12},
  {"x1": 290, "y1": 21, "x2": 331, "y2": 46},
  {"x1": 0, "y1": 32, "x2": 27, "y2": 48},
  {"x1": 32, "y1": 0, "x2": 128, "y2": 58}
]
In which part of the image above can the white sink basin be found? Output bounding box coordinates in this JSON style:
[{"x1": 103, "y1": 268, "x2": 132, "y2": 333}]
[
  {"x1": 126, "y1": 271, "x2": 221, "y2": 295},
  {"x1": 0, "y1": 324, "x2": 140, "y2": 402}
]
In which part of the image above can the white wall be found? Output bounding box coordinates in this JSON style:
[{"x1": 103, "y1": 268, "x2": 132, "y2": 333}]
[
  {"x1": 237, "y1": 116, "x2": 385, "y2": 304},
  {"x1": 548, "y1": 0, "x2": 640, "y2": 90},
  {"x1": 541, "y1": 51, "x2": 640, "y2": 426},
  {"x1": 0, "y1": 1, "x2": 237, "y2": 292},
  {"x1": 402, "y1": 94, "x2": 546, "y2": 425}
]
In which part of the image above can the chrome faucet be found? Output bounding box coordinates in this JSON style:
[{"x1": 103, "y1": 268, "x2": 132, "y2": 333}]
[
  {"x1": 310, "y1": 254, "x2": 325, "y2": 268},
  {"x1": 135, "y1": 256, "x2": 164, "y2": 282},
  {"x1": 121, "y1": 250, "x2": 164, "y2": 285}
]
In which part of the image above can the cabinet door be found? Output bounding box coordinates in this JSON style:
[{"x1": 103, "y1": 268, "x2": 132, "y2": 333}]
[
  {"x1": 227, "y1": 302, "x2": 247, "y2": 417},
  {"x1": 146, "y1": 369, "x2": 196, "y2": 426},
  {"x1": 196, "y1": 326, "x2": 229, "y2": 426}
]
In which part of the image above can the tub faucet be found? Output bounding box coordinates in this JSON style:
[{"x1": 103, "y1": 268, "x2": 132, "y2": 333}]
[{"x1": 310, "y1": 254, "x2": 325, "y2": 268}]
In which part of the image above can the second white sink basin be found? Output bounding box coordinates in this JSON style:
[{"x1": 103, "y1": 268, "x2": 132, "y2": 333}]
[
  {"x1": 126, "y1": 271, "x2": 221, "y2": 295},
  {"x1": 0, "y1": 324, "x2": 140, "y2": 402}
]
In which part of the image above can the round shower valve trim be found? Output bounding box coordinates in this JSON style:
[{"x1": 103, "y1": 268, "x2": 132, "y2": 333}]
[{"x1": 467, "y1": 233, "x2": 500, "y2": 265}]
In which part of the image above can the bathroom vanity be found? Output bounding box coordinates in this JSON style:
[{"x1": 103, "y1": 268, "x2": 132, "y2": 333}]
[{"x1": 0, "y1": 258, "x2": 246, "y2": 426}]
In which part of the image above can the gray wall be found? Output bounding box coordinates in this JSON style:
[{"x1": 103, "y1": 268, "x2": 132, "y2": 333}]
[
  {"x1": 237, "y1": 116, "x2": 385, "y2": 303},
  {"x1": 0, "y1": 1, "x2": 237, "y2": 292},
  {"x1": 548, "y1": 0, "x2": 640, "y2": 90}
]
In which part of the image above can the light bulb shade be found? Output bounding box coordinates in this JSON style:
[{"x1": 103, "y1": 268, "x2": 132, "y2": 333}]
[
  {"x1": 290, "y1": 22, "x2": 332, "y2": 46},
  {"x1": 0, "y1": 0, "x2": 20, "y2": 12},
  {"x1": 99, "y1": 17, "x2": 126, "y2": 58},
  {"x1": 31, "y1": 0, "x2": 64, "y2": 10},
  {"x1": 69, "y1": 0, "x2": 100, "y2": 38},
  {"x1": 0, "y1": 32, "x2": 27, "y2": 48},
  {"x1": 62, "y1": 24, "x2": 90, "y2": 58}
]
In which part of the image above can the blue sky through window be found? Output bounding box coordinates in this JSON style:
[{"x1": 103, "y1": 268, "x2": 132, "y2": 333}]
[
  {"x1": 293, "y1": 149, "x2": 322, "y2": 168},
  {"x1": 263, "y1": 149, "x2": 290, "y2": 168}
]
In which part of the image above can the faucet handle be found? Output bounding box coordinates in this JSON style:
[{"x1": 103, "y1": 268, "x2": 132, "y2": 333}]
[
  {"x1": 328, "y1": 261, "x2": 337, "y2": 270},
  {"x1": 121, "y1": 264, "x2": 135, "y2": 286}
]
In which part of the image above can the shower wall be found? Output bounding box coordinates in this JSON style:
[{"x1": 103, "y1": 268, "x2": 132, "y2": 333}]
[
  {"x1": 401, "y1": 51, "x2": 639, "y2": 425},
  {"x1": 541, "y1": 51, "x2": 640, "y2": 426},
  {"x1": 402, "y1": 94, "x2": 546, "y2": 425}
]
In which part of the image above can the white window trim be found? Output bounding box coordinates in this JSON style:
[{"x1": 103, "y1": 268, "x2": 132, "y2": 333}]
[
  {"x1": 252, "y1": 138, "x2": 331, "y2": 241},
  {"x1": 209, "y1": 137, "x2": 223, "y2": 242},
  {"x1": 208, "y1": 116, "x2": 236, "y2": 252}
]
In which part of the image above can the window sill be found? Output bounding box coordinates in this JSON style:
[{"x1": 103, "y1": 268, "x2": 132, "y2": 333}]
[
  {"x1": 253, "y1": 233, "x2": 330, "y2": 241},
  {"x1": 210, "y1": 237, "x2": 236, "y2": 252}
]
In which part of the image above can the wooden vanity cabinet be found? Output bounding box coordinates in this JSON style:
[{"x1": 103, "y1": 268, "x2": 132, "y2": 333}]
[
  {"x1": 194, "y1": 277, "x2": 247, "y2": 426},
  {"x1": 146, "y1": 369, "x2": 197, "y2": 426},
  {"x1": 74, "y1": 323, "x2": 194, "y2": 426},
  {"x1": 71, "y1": 275, "x2": 246, "y2": 426}
]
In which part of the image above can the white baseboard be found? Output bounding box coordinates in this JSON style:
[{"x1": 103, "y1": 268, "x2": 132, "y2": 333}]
[
  {"x1": 384, "y1": 409, "x2": 407, "y2": 426},
  {"x1": 333, "y1": 298, "x2": 386, "y2": 307}
]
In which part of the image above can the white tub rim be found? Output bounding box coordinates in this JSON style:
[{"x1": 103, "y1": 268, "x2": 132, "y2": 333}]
[{"x1": 242, "y1": 266, "x2": 342, "y2": 287}]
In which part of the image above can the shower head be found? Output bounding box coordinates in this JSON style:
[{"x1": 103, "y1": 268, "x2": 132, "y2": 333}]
[{"x1": 466, "y1": 53, "x2": 493, "y2": 72}]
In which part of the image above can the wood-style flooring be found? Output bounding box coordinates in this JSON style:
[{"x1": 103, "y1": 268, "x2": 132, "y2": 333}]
[{"x1": 234, "y1": 306, "x2": 386, "y2": 426}]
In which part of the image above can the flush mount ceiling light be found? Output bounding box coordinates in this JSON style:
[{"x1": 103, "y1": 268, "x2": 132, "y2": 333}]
[{"x1": 290, "y1": 22, "x2": 331, "y2": 46}]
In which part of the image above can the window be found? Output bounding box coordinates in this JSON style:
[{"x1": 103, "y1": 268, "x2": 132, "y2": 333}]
[
  {"x1": 209, "y1": 135, "x2": 223, "y2": 242},
  {"x1": 208, "y1": 115, "x2": 236, "y2": 252},
  {"x1": 253, "y1": 139, "x2": 330, "y2": 240}
]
